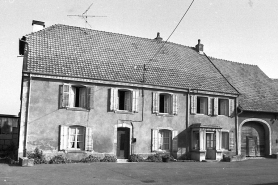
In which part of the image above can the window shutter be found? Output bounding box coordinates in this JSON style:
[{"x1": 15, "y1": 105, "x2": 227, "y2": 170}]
[
  {"x1": 60, "y1": 84, "x2": 70, "y2": 108},
  {"x1": 172, "y1": 94, "x2": 178, "y2": 115},
  {"x1": 152, "y1": 92, "x2": 159, "y2": 114},
  {"x1": 59, "y1": 125, "x2": 69, "y2": 151},
  {"x1": 85, "y1": 127, "x2": 93, "y2": 151},
  {"x1": 132, "y1": 90, "x2": 139, "y2": 113},
  {"x1": 208, "y1": 97, "x2": 213, "y2": 116},
  {"x1": 190, "y1": 95, "x2": 197, "y2": 114},
  {"x1": 110, "y1": 88, "x2": 118, "y2": 111},
  {"x1": 213, "y1": 98, "x2": 218, "y2": 116},
  {"x1": 151, "y1": 129, "x2": 159, "y2": 152},
  {"x1": 229, "y1": 131, "x2": 234, "y2": 150},
  {"x1": 87, "y1": 86, "x2": 95, "y2": 110},
  {"x1": 172, "y1": 130, "x2": 178, "y2": 151},
  {"x1": 229, "y1": 99, "x2": 235, "y2": 117}
]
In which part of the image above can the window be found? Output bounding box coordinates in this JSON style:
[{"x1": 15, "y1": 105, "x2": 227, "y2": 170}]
[
  {"x1": 197, "y1": 97, "x2": 208, "y2": 114},
  {"x1": 110, "y1": 88, "x2": 139, "y2": 112},
  {"x1": 192, "y1": 131, "x2": 200, "y2": 150},
  {"x1": 151, "y1": 129, "x2": 178, "y2": 152},
  {"x1": 152, "y1": 92, "x2": 178, "y2": 115},
  {"x1": 60, "y1": 125, "x2": 93, "y2": 151},
  {"x1": 60, "y1": 84, "x2": 94, "y2": 110},
  {"x1": 222, "y1": 132, "x2": 229, "y2": 150},
  {"x1": 219, "y1": 99, "x2": 229, "y2": 116}
]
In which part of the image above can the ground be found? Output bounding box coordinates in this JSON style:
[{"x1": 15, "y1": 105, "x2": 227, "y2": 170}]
[{"x1": 1, "y1": 159, "x2": 278, "y2": 185}]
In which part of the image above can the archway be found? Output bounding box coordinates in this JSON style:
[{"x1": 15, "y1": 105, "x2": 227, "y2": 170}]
[{"x1": 239, "y1": 118, "x2": 271, "y2": 156}]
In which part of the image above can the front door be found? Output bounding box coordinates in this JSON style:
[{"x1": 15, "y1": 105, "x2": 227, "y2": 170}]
[
  {"x1": 247, "y1": 136, "x2": 257, "y2": 156},
  {"x1": 117, "y1": 128, "x2": 130, "y2": 159},
  {"x1": 206, "y1": 132, "x2": 216, "y2": 160}
]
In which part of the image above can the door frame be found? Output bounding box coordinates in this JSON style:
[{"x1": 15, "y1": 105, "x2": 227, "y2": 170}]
[{"x1": 113, "y1": 123, "x2": 132, "y2": 158}]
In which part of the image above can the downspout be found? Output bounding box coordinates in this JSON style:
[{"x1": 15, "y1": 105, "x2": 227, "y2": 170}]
[
  {"x1": 186, "y1": 88, "x2": 191, "y2": 158},
  {"x1": 24, "y1": 74, "x2": 32, "y2": 157},
  {"x1": 236, "y1": 103, "x2": 243, "y2": 155}
]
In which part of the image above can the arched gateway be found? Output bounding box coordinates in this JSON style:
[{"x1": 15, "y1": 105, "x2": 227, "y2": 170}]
[{"x1": 239, "y1": 118, "x2": 272, "y2": 156}]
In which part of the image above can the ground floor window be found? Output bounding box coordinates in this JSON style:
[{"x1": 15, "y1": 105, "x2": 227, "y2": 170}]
[
  {"x1": 192, "y1": 131, "x2": 199, "y2": 150},
  {"x1": 222, "y1": 132, "x2": 229, "y2": 150},
  {"x1": 151, "y1": 129, "x2": 178, "y2": 152},
  {"x1": 69, "y1": 126, "x2": 84, "y2": 150},
  {"x1": 160, "y1": 130, "x2": 171, "y2": 151}
]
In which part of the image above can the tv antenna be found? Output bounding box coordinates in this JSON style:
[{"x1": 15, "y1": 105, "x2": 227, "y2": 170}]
[{"x1": 67, "y1": 3, "x2": 106, "y2": 28}]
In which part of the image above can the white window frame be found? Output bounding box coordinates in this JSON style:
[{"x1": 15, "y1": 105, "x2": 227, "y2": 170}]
[
  {"x1": 218, "y1": 98, "x2": 229, "y2": 116},
  {"x1": 69, "y1": 86, "x2": 87, "y2": 108},
  {"x1": 118, "y1": 89, "x2": 132, "y2": 112},
  {"x1": 197, "y1": 96, "x2": 208, "y2": 115},
  {"x1": 153, "y1": 92, "x2": 178, "y2": 115},
  {"x1": 69, "y1": 126, "x2": 85, "y2": 150},
  {"x1": 159, "y1": 93, "x2": 172, "y2": 114},
  {"x1": 151, "y1": 128, "x2": 178, "y2": 153}
]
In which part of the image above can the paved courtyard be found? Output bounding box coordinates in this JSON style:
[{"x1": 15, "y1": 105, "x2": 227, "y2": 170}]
[{"x1": 1, "y1": 159, "x2": 278, "y2": 185}]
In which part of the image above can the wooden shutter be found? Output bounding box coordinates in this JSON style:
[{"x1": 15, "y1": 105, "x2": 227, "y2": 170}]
[
  {"x1": 190, "y1": 95, "x2": 197, "y2": 114},
  {"x1": 87, "y1": 86, "x2": 95, "y2": 110},
  {"x1": 229, "y1": 131, "x2": 234, "y2": 151},
  {"x1": 60, "y1": 84, "x2": 70, "y2": 108},
  {"x1": 132, "y1": 90, "x2": 139, "y2": 112},
  {"x1": 172, "y1": 130, "x2": 178, "y2": 151},
  {"x1": 208, "y1": 97, "x2": 213, "y2": 115},
  {"x1": 85, "y1": 127, "x2": 93, "y2": 151},
  {"x1": 110, "y1": 88, "x2": 118, "y2": 111},
  {"x1": 152, "y1": 92, "x2": 159, "y2": 114},
  {"x1": 151, "y1": 129, "x2": 159, "y2": 152},
  {"x1": 229, "y1": 99, "x2": 235, "y2": 117},
  {"x1": 172, "y1": 94, "x2": 178, "y2": 115},
  {"x1": 213, "y1": 98, "x2": 218, "y2": 116},
  {"x1": 59, "y1": 125, "x2": 69, "y2": 151}
]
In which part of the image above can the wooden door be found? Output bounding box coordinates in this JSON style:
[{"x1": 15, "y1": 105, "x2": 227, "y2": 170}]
[
  {"x1": 117, "y1": 128, "x2": 130, "y2": 159},
  {"x1": 206, "y1": 132, "x2": 216, "y2": 160},
  {"x1": 241, "y1": 122, "x2": 265, "y2": 156}
]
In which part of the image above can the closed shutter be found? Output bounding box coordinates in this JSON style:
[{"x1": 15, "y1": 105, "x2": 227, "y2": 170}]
[
  {"x1": 172, "y1": 94, "x2": 178, "y2": 115},
  {"x1": 229, "y1": 131, "x2": 234, "y2": 151},
  {"x1": 152, "y1": 92, "x2": 159, "y2": 114},
  {"x1": 229, "y1": 99, "x2": 235, "y2": 117},
  {"x1": 190, "y1": 95, "x2": 197, "y2": 114},
  {"x1": 213, "y1": 98, "x2": 218, "y2": 116},
  {"x1": 60, "y1": 84, "x2": 70, "y2": 108},
  {"x1": 172, "y1": 130, "x2": 178, "y2": 151},
  {"x1": 208, "y1": 97, "x2": 213, "y2": 115},
  {"x1": 132, "y1": 90, "x2": 139, "y2": 112},
  {"x1": 152, "y1": 129, "x2": 159, "y2": 152},
  {"x1": 59, "y1": 125, "x2": 69, "y2": 151},
  {"x1": 110, "y1": 88, "x2": 118, "y2": 111},
  {"x1": 87, "y1": 86, "x2": 95, "y2": 110},
  {"x1": 85, "y1": 127, "x2": 93, "y2": 151}
]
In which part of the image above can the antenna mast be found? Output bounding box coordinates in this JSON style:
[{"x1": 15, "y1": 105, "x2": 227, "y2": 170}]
[{"x1": 67, "y1": 3, "x2": 106, "y2": 28}]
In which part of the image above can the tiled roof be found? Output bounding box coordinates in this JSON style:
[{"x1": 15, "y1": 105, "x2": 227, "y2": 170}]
[
  {"x1": 24, "y1": 24, "x2": 238, "y2": 94},
  {"x1": 211, "y1": 58, "x2": 278, "y2": 112}
]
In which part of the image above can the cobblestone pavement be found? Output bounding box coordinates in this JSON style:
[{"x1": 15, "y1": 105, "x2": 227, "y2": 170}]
[{"x1": 1, "y1": 159, "x2": 278, "y2": 185}]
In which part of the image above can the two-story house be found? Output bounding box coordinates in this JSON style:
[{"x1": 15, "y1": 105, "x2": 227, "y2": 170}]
[{"x1": 17, "y1": 21, "x2": 239, "y2": 161}]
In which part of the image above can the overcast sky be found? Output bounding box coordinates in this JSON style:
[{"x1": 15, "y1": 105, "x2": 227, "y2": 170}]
[{"x1": 1, "y1": 0, "x2": 278, "y2": 115}]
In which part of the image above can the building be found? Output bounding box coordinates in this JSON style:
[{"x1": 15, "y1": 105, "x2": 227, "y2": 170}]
[
  {"x1": 18, "y1": 21, "x2": 241, "y2": 161},
  {"x1": 211, "y1": 58, "x2": 278, "y2": 157}
]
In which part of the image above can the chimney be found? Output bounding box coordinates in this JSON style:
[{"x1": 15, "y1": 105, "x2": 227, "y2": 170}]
[
  {"x1": 32, "y1": 20, "x2": 45, "y2": 32},
  {"x1": 154, "y1": 32, "x2": 163, "y2": 41},
  {"x1": 195, "y1": 39, "x2": 204, "y2": 54}
]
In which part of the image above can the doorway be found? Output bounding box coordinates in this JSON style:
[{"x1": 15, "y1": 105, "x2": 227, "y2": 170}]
[
  {"x1": 206, "y1": 132, "x2": 216, "y2": 160},
  {"x1": 117, "y1": 128, "x2": 130, "y2": 159}
]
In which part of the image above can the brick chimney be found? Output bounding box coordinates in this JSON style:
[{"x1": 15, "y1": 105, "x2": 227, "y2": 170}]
[
  {"x1": 154, "y1": 32, "x2": 163, "y2": 41},
  {"x1": 195, "y1": 39, "x2": 204, "y2": 54},
  {"x1": 32, "y1": 20, "x2": 45, "y2": 32}
]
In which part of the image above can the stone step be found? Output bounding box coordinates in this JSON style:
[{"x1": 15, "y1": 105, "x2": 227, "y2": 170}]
[{"x1": 117, "y1": 159, "x2": 129, "y2": 163}]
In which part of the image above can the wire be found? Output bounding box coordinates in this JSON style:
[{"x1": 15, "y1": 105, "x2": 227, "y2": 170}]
[{"x1": 150, "y1": 0, "x2": 195, "y2": 62}]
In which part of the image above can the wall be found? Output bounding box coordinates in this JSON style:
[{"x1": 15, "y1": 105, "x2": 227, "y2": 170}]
[{"x1": 19, "y1": 77, "x2": 188, "y2": 159}]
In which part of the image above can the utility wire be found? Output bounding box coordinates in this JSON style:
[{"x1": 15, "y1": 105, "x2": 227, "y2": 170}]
[{"x1": 150, "y1": 0, "x2": 195, "y2": 62}]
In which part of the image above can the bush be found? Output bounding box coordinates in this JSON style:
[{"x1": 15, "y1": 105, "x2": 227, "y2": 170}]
[
  {"x1": 49, "y1": 155, "x2": 71, "y2": 164},
  {"x1": 146, "y1": 153, "x2": 162, "y2": 162},
  {"x1": 101, "y1": 155, "x2": 117, "y2": 162},
  {"x1": 128, "y1": 154, "x2": 144, "y2": 162},
  {"x1": 80, "y1": 155, "x2": 101, "y2": 163},
  {"x1": 27, "y1": 147, "x2": 47, "y2": 164}
]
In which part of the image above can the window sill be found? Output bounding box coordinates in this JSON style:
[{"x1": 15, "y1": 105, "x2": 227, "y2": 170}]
[
  {"x1": 66, "y1": 107, "x2": 89, "y2": 111},
  {"x1": 156, "y1": 113, "x2": 174, "y2": 117},
  {"x1": 66, "y1": 150, "x2": 86, "y2": 153},
  {"x1": 115, "y1": 110, "x2": 134, "y2": 114}
]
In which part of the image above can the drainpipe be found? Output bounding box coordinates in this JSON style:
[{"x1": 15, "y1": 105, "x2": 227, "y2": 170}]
[
  {"x1": 186, "y1": 88, "x2": 191, "y2": 158},
  {"x1": 236, "y1": 102, "x2": 243, "y2": 155}
]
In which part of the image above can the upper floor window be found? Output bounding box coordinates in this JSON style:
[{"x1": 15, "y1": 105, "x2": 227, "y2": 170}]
[
  {"x1": 110, "y1": 88, "x2": 139, "y2": 113},
  {"x1": 59, "y1": 84, "x2": 94, "y2": 110},
  {"x1": 197, "y1": 97, "x2": 208, "y2": 115},
  {"x1": 219, "y1": 99, "x2": 229, "y2": 116},
  {"x1": 152, "y1": 92, "x2": 178, "y2": 115}
]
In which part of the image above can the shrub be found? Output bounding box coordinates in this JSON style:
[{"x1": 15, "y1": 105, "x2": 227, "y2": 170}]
[
  {"x1": 146, "y1": 153, "x2": 162, "y2": 162},
  {"x1": 80, "y1": 155, "x2": 101, "y2": 163},
  {"x1": 101, "y1": 155, "x2": 117, "y2": 162},
  {"x1": 128, "y1": 154, "x2": 144, "y2": 162},
  {"x1": 49, "y1": 155, "x2": 71, "y2": 164},
  {"x1": 27, "y1": 147, "x2": 47, "y2": 164}
]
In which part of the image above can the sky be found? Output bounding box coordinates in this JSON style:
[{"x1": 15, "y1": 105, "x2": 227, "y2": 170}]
[{"x1": 1, "y1": 0, "x2": 278, "y2": 115}]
